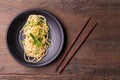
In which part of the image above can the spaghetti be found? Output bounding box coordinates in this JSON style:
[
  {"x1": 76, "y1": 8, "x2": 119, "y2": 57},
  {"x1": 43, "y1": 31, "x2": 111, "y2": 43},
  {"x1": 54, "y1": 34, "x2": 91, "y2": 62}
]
[{"x1": 20, "y1": 14, "x2": 50, "y2": 63}]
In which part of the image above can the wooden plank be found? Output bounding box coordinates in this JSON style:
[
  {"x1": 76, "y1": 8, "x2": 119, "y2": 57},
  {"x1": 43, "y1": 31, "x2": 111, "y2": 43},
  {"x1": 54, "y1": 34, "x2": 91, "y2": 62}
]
[{"x1": 0, "y1": 73, "x2": 120, "y2": 80}]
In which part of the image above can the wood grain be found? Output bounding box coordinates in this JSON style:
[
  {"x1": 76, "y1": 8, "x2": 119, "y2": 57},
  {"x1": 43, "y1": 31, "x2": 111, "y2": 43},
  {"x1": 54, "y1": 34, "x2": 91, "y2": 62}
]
[{"x1": 0, "y1": 0, "x2": 120, "y2": 80}]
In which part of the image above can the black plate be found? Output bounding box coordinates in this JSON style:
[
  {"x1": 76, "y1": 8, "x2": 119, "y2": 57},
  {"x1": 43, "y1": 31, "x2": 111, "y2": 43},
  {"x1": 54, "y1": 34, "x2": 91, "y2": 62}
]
[{"x1": 6, "y1": 9, "x2": 64, "y2": 67}]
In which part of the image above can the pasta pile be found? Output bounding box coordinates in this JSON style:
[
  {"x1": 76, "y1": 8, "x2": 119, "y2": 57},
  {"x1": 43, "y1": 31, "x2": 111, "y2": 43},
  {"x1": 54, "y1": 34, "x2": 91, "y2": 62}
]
[{"x1": 21, "y1": 14, "x2": 50, "y2": 63}]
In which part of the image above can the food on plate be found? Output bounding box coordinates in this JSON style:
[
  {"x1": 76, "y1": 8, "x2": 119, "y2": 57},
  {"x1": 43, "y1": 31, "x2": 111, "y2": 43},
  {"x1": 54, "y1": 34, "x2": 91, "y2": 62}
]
[{"x1": 20, "y1": 14, "x2": 50, "y2": 63}]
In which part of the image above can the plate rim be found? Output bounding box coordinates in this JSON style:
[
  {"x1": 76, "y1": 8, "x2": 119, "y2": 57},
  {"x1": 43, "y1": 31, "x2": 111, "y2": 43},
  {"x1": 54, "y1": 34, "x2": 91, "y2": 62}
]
[{"x1": 6, "y1": 9, "x2": 64, "y2": 67}]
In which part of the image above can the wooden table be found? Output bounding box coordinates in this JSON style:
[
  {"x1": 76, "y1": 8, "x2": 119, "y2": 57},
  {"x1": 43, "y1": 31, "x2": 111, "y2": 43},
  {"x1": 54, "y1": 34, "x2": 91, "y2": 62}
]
[{"x1": 0, "y1": 0, "x2": 120, "y2": 80}]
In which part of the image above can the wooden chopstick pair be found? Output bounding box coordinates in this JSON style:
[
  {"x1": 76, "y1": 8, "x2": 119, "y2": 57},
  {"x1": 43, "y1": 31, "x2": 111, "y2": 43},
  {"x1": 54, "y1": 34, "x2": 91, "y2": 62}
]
[{"x1": 56, "y1": 17, "x2": 98, "y2": 73}]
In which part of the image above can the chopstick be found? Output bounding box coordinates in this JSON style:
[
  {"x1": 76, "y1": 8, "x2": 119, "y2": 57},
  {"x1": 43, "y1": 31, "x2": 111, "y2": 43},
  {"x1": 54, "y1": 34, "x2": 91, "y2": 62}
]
[
  {"x1": 58, "y1": 22, "x2": 98, "y2": 73},
  {"x1": 55, "y1": 17, "x2": 91, "y2": 72}
]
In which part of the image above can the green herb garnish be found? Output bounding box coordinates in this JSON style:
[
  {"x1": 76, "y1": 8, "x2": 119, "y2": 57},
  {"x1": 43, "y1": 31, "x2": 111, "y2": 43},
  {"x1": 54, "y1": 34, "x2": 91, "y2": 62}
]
[
  {"x1": 37, "y1": 17, "x2": 45, "y2": 26},
  {"x1": 20, "y1": 40, "x2": 24, "y2": 44},
  {"x1": 30, "y1": 33, "x2": 42, "y2": 46}
]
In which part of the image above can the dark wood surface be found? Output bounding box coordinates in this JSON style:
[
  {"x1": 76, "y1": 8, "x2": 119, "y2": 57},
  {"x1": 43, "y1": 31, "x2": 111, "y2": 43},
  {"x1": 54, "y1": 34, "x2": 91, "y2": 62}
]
[{"x1": 0, "y1": 0, "x2": 120, "y2": 80}]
